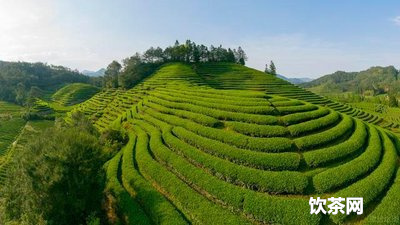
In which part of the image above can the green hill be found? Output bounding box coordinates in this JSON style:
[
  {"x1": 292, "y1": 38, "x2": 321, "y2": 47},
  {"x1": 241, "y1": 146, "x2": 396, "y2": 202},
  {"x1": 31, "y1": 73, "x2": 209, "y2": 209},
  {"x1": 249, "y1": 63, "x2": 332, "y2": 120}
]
[
  {"x1": 0, "y1": 61, "x2": 93, "y2": 104},
  {"x1": 301, "y1": 66, "x2": 400, "y2": 95},
  {"x1": 69, "y1": 63, "x2": 400, "y2": 224},
  {"x1": 52, "y1": 83, "x2": 100, "y2": 106}
]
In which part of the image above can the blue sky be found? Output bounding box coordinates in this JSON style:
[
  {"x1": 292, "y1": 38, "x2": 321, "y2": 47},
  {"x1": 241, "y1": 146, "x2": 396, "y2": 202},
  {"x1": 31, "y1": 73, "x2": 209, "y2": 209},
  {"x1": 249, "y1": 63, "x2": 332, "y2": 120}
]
[{"x1": 0, "y1": 0, "x2": 400, "y2": 78}]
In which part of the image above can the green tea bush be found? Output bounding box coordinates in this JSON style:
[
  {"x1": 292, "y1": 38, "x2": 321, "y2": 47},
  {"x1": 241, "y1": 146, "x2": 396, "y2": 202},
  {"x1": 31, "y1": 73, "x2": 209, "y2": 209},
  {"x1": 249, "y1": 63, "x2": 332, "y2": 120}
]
[
  {"x1": 146, "y1": 96, "x2": 278, "y2": 124},
  {"x1": 242, "y1": 192, "x2": 321, "y2": 225},
  {"x1": 163, "y1": 130, "x2": 308, "y2": 194},
  {"x1": 154, "y1": 89, "x2": 271, "y2": 106},
  {"x1": 144, "y1": 108, "x2": 293, "y2": 152},
  {"x1": 287, "y1": 110, "x2": 340, "y2": 136},
  {"x1": 144, "y1": 100, "x2": 219, "y2": 127},
  {"x1": 294, "y1": 115, "x2": 354, "y2": 150},
  {"x1": 134, "y1": 120, "x2": 319, "y2": 225},
  {"x1": 279, "y1": 107, "x2": 330, "y2": 126},
  {"x1": 312, "y1": 126, "x2": 381, "y2": 192},
  {"x1": 138, "y1": 112, "x2": 305, "y2": 194},
  {"x1": 105, "y1": 152, "x2": 151, "y2": 225},
  {"x1": 330, "y1": 132, "x2": 397, "y2": 223},
  {"x1": 148, "y1": 94, "x2": 277, "y2": 115},
  {"x1": 225, "y1": 121, "x2": 289, "y2": 137},
  {"x1": 276, "y1": 104, "x2": 318, "y2": 115},
  {"x1": 157, "y1": 87, "x2": 267, "y2": 98},
  {"x1": 172, "y1": 126, "x2": 300, "y2": 170},
  {"x1": 363, "y1": 169, "x2": 400, "y2": 224},
  {"x1": 121, "y1": 134, "x2": 187, "y2": 225},
  {"x1": 270, "y1": 100, "x2": 303, "y2": 106},
  {"x1": 132, "y1": 122, "x2": 253, "y2": 225},
  {"x1": 303, "y1": 120, "x2": 367, "y2": 167}
]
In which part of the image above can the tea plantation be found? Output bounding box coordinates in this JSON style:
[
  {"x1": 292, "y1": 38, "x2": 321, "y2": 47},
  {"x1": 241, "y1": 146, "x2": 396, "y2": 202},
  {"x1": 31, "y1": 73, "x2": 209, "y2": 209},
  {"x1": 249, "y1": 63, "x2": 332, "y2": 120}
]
[
  {"x1": 0, "y1": 101, "x2": 25, "y2": 185},
  {"x1": 69, "y1": 63, "x2": 400, "y2": 224},
  {"x1": 52, "y1": 83, "x2": 100, "y2": 106}
]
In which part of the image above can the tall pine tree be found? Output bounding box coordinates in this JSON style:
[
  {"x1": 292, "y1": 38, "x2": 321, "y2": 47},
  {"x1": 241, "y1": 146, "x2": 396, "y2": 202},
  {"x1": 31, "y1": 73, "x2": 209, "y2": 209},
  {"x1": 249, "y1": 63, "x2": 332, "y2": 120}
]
[{"x1": 269, "y1": 60, "x2": 276, "y2": 75}]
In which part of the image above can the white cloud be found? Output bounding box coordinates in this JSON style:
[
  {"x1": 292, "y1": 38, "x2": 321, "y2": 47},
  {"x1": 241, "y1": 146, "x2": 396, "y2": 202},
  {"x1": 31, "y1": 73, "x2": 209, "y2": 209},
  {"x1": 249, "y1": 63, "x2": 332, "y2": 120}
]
[{"x1": 393, "y1": 16, "x2": 400, "y2": 26}]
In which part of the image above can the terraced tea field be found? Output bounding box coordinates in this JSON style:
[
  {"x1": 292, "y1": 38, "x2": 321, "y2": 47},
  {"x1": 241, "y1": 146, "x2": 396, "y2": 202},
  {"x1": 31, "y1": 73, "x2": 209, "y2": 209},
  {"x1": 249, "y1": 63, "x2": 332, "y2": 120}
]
[
  {"x1": 71, "y1": 63, "x2": 400, "y2": 224},
  {"x1": 52, "y1": 83, "x2": 100, "y2": 106},
  {"x1": 196, "y1": 63, "x2": 399, "y2": 133},
  {"x1": 0, "y1": 101, "x2": 25, "y2": 184}
]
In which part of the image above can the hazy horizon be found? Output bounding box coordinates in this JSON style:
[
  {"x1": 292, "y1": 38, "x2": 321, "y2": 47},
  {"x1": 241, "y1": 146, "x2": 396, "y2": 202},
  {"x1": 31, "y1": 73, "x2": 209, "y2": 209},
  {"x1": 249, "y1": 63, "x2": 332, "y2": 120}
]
[{"x1": 1, "y1": 0, "x2": 400, "y2": 78}]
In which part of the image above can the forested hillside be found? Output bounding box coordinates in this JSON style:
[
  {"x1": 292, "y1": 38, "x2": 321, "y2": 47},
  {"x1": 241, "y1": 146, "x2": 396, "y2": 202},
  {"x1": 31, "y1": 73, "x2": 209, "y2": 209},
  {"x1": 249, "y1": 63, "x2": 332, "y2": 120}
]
[
  {"x1": 0, "y1": 61, "x2": 94, "y2": 105},
  {"x1": 301, "y1": 66, "x2": 400, "y2": 95}
]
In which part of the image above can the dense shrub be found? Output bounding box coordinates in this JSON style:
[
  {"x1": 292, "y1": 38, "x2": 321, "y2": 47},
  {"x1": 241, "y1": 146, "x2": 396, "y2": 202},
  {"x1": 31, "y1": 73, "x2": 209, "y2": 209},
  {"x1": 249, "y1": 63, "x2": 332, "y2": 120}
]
[
  {"x1": 312, "y1": 126, "x2": 382, "y2": 192},
  {"x1": 134, "y1": 120, "x2": 320, "y2": 225},
  {"x1": 104, "y1": 152, "x2": 151, "y2": 225},
  {"x1": 302, "y1": 120, "x2": 367, "y2": 167},
  {"x1": 270, "y1": 100, "x2": 303, "y2": 106},
  {"x1": 154, "y1": 89, "x2": 271, "y2": 106},
  {"x1": 294, "y1": 115, "x2": 354, "y2": 150},
  {"x1": 138, "y1": 111, "x2": 307, "y2": 193},
  {"x1": 156, "y1": 87, "x2": 267, "y2": 98},
  {"x1": 121, "y1": 133, "x2": 187, "y2": 225},
  {"x1": 225, "y1": 121, "x2": 289, "y2": 137},
  {"x1": 0, "y1": 116, "x2": 106, "y2": 225},
  {"x1": 279, "y1": 107, "x2": 330, "y2": 126},
  {"x1": 132, "y1": 123, "x2": 252, "y2": 225},
  {"x1": 276, "y1": 104, "x2": 318, "y2": 115},
  {"x1": 163, "y1": 128, "x2": 308, "y2": 194},
  {"x1": 99, "y1": 128, "x2": 128, "y2": 157},
  {"x1": 330, "y1": 131, "x2": 397, "y2": 223},
  {"x1": 363, "y1": 169, "x2": 400, "y2": 224},
  {"x1": 287, "y1": 110, "x2": 340, "y2": 136},
  {"x1": 144, "y1": 100, "x2": 219, "y2": 126},
  {"x1": 148, "y1": 93, "x2": 277, "y2": 115},
  {"x1": 144, "y1": 108, "x2": 293, "y2": 152},
  {"x1": 146, "y1": 95, "x2": 278, "y2": 124},
  {"x1": 172, "y1": 126, "x2": 300, "y2": 170}
]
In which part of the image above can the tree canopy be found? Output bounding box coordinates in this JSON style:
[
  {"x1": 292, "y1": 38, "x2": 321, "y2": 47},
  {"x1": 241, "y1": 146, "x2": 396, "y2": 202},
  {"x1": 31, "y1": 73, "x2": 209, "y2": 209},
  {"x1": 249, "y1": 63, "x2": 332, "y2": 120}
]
[
  {"x1": 103, "y1": 40, "x2": 248, "y2": 89},
  {"x1": 0, "y1": 113, "x2": 116, "y2": 225},
  {"x1": 0, "y1": 61, "x2": 94, "y2": 104}
]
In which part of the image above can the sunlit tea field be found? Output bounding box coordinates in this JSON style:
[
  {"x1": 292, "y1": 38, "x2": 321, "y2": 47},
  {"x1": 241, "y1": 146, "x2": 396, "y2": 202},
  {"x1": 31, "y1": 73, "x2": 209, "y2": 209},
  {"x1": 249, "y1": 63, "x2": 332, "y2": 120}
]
[{"x1": 70, "y1": 63, "x2": 400, "y2": 224}]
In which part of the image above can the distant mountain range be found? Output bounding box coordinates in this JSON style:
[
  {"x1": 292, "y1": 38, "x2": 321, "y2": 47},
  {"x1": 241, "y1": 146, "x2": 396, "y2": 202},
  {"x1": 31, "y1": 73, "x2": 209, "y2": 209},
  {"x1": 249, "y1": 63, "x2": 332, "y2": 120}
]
[
  {"x1": 276, "y1": 74, "x2": 313, "y2": 84},
  {"x1": 300, "y1": 66, "x2": 400, "y2": 95},
  {"x1": 82, "y1": 68, "x2": 105, "y2": 77}
]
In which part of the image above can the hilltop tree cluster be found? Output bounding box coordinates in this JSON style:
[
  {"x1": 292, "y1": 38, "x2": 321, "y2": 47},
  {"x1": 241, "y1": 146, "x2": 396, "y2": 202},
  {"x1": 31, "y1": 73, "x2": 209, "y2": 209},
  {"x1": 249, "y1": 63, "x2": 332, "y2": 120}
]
[
  {"x1": 103, "y1": 40, "x2": 248, "y2": 89},
  {"x1": 265, "y1": 60, "x2": 277, "y2": 75}
]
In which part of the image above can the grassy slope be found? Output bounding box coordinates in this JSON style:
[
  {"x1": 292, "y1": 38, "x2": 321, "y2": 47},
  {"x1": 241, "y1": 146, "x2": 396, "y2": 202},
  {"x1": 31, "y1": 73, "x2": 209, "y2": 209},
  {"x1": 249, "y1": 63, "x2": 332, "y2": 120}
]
[
  {"x1": 0, "y1": 119, "x2": 54, "y2": 185},
  {"x1": 300, "y1": 66, "x2": 399, "y2": 94},
  {"x1": 71, "y1": 63, "x2": 400, "y2": 224},
  {"x1": 0, "y1": 102, "x2": 24, "y2": 155},
  {"x1": 0, "y1": 101, "x2": 25, "y2": 184}
]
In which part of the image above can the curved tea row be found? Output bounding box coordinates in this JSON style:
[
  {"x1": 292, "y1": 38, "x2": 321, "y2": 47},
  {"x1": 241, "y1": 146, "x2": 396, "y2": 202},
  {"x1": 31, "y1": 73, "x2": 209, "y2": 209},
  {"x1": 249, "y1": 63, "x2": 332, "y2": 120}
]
[{"x1": 111, "y1": 86, "x2": 399, "y2": 224}]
